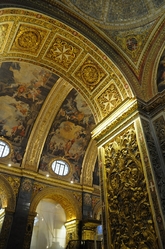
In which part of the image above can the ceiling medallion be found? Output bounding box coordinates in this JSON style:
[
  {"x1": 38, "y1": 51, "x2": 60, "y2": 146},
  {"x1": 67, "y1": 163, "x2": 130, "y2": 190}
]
[
  {"x1": 10, "y1": 24, "x2": 48, "y2": 55},
  {"x1": 74, "y1": 56, "x2": 107, "y2": 91},
  {"x1": 116, "y1": 35, "x2": 142, "y2": 59}
]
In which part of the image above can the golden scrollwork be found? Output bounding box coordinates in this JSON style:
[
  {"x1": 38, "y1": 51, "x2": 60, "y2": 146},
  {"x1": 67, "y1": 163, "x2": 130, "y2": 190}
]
[
  {"x1": 74, "y1": 56, "x2": 107, "y2": 91},
  {"x1": 97, "y1": 83, "x2": 122, "y2": 117},
  {"x1": 45, "y1": 35, "x2": 81, "y2": 70},
  {"x1": 104, "y1": 126, "x2": 159, "y2": 249},
  {"x1": 11, "y1": 24, "x2": 48, "y2": 55}
]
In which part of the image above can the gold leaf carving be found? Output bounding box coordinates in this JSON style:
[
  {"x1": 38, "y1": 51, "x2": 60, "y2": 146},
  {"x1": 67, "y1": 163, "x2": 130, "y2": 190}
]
[
  {"x1": 104, "y1": 126, "x2": 158, "y2": 248},
  {"x1": 11, "y1": 24, "x2": 48, "y2": 55},
  {"x1": 45, "y1": 35, "x2": 81, "y2": 70},
  {"x1": 97, "y1": 83, "x2": 122, "y2": 117},
  {"x1": 74, "y1": 56, "x2": 107, "y2": 91}
]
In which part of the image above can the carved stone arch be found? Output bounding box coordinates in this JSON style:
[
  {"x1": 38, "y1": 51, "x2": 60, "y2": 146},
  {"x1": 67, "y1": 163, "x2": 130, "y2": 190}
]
[
  {"x1": 0, "y1": 174, "x2": 16, "y2": 212},
  {"x1": 30, "y1": 187, "x2": 81, "y2": 221}
]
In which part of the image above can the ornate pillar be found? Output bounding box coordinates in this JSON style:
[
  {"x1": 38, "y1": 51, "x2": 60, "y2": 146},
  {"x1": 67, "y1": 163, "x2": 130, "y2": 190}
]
[
  {"x1": 6, "y1": 177, "x2": 34, "y2": 249},
  {"x1": 92, "y1": 97, "x2": 165, "y2": 249},
  {"x1": 23, "y1": 212, "x2": 36, "y2": 249},
  {"x1": 0, "y1": 209, "x2": 13, "y2": 249}
]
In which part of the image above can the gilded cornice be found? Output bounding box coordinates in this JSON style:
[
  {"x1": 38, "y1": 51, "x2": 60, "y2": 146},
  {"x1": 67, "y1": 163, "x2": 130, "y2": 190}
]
[
  {"x1": 0, "y1": 163, "x2": 82, "y2": 191},
  {"x1": 92, "y1": 98, "x2": 139, "y2": 145},
  {"x1": 137, "y1": 92, "x2": 165, "y2": 117}
]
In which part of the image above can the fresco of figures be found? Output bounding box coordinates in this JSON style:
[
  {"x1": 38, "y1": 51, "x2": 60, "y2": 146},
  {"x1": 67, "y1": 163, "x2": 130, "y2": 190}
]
[
  {"x1": 0, "y1": 61, "x2": 59, "y2": 165},
  {"x1": 39, "y1": 89, "x2": 96, "y2": 183}
]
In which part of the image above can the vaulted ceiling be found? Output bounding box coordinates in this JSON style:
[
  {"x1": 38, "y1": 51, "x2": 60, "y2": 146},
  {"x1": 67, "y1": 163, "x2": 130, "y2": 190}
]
[{"x1": 0, "y1": 1, "x2": 165, "y2": 187}]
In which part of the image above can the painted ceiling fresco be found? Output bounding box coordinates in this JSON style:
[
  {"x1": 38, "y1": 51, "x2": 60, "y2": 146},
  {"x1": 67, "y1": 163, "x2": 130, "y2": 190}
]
[
  {"x1": 157, "y1": 49, "x2": 165, "y2": 92},
  {"x1": 39, "y1": 89, "x2": 96, "y2": 183},
  {"x1": 0, "y1": 61, "x2": 59, "y2": 164}
]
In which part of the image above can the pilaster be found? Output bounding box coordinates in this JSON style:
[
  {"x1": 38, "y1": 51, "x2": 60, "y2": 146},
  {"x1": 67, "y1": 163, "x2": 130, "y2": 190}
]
[{"x1": 92, "y1": 96, "x2": 165, "y2": 249}]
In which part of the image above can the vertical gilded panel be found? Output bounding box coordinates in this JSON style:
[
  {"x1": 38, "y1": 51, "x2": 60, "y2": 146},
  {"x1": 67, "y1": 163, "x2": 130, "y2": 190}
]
[{"x1": 104, "y1": 126, "x2": 159, "y2": 248}]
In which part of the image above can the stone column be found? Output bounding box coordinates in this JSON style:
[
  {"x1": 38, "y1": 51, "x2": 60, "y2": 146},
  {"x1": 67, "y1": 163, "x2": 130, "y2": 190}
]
[
  {"x1": 6, "y1": 177, "x2": 34, "y2": 249},
  {"x1": 23, "y1": 212, "x2": 36, "y2": 249},
  {"x1": 0, "y1": 209, "x2": 13, "y2": 249},
  {"x1": 92, "y1": 97, "x2": 165, "y2": 249}
]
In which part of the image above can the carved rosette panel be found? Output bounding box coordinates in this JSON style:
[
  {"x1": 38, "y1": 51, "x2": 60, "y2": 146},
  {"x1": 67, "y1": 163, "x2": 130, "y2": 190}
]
[
  {"x1": 45, "y1": 35, "x2": 81, "y2": 70},
  {"x1": 142, "y1": 118, "x2": 165, "y2": 216},
  {"x1": 97, "y1": 83, "x2": 122, "y2": 117},
  {"x1": 104, "y1": 126, "x2": 158, "y2": 248},
  {"x1": 74, "y1": 55, "x2": 107, "y2": 91},
  {"x1": 10, "y1": 24, "x2": 49, "y2": 55}
]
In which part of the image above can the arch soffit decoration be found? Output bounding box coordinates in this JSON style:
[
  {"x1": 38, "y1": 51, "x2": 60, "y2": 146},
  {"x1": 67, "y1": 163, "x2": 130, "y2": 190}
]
[
  {"x1": 141, "y1": 15, "x2": 165, "y2": 101},
  {"x1": 0, "y1": 174, "x2": 16, "y2": 212},
  {"x1": 81, "y1": 139, "x2": 98, "y2": 186},
  {"x1": 29, "y1": 187, "x2": 81, "y2": 221},
  {"x1": 0, "y1": 8, "x2": 134, "y2": 172}
]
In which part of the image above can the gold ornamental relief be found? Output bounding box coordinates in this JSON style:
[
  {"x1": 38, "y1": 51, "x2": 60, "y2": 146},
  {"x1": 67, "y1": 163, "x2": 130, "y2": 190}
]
[
  {"x1": 74, "y1": 56, "x2": 107, "y2": 91},
  {"x1": 45, "y1": 35, "x2": 81, "y2": 70},
  {"x1": 10, "y1": 24, "x2": 49, "y2": 55},
  {"x1": 97, "y1": 83, "x2": 122, "y2": 117},
  {"x1": 104, "y1": 126, "x2": 159, "y2": 249}
]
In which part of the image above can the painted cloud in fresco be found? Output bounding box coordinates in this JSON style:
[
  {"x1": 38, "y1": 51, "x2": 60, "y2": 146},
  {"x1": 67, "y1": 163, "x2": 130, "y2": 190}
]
[
  {"x1": 39, "y1": 89, "x2": 96, "y2": 183},
  {"x1": 0, "y1": 62, "x2": 59, "y2": 164}
]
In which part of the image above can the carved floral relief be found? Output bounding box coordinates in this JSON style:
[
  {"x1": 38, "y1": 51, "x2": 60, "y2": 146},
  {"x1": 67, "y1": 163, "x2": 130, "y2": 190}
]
[{"x1": 104, "y1": 127, "x2": 158, "y2": 248}]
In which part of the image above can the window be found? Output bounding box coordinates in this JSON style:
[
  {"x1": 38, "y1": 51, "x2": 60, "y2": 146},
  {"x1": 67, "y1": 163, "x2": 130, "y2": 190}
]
[
  {"x1": 0, "y1": 140, "x2": 10, "y2": 157},
  {"x1": 51, "y1": 160, "x2": 69, "y2": 176}
]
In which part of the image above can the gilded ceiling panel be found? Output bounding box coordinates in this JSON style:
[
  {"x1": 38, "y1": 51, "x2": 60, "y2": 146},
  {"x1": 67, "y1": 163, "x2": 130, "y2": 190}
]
[
  {"x1": 44, "y1": 35, "x2": 81, "y2": 70},
  {"x1": 10, "y1": 24, "x2": 50, "y2": 56},
  {"x1": 96, "y1": 81, "x2": 122, "y2": 118},
  {"x1": 73, "y1": 55, "x2": 108, "y2": 92}
]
